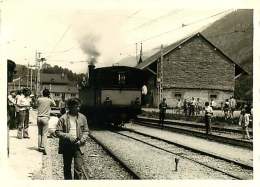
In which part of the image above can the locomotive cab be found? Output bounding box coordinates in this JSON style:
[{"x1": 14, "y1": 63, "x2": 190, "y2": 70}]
[{"x1": 80, "y1": 65, "x2": 147, "y2": 127}]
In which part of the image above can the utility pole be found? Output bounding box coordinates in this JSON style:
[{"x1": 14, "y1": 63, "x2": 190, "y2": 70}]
[
  {"x1": 136, "y1": 43, "x2": 138, "y2": 63},
  {"x1": 28, "y1": 64, "x2": 36, "y2": 92},
  {"x1": 27, "y1": 62, "x2": 29, "y2": 87},
  {"x1": 30, "y1": 68, "x2": 33, "y2": 91},
  {"x1": 157, "y1": 44, "x2": 164, "y2": 108},
  {"x1": 35, "y1": 51, "x2": 39, "y2": 96},
  {"x1": 160, "y1": 44, "x2": 163, "y2": 102},
  {"x1": 35, "y1": 51, "x2": 44, "y2": 97},
  {"x1": 19, "y1": 77, "x2": 21, "y2": 90}
]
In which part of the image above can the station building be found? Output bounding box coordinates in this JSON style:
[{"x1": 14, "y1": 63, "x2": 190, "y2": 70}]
[
  {"x1": 136, "y1": 32, "x2": 247, "y2": 108},
  {"x1": 40, "y1": 73, "x2": 79, "y2": 104}
]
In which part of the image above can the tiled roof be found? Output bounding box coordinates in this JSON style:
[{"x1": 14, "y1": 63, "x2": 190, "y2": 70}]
[
  {"x1": 42, "y1": 84, "x2": 78, "y2": 93},
  {"x1": 40, "y1": 73, "x2": 70, "y2": 84}
]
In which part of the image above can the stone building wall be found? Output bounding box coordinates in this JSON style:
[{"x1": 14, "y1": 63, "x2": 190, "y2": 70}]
[{"x1": 163, "y1": 35, "x2": 235, "y2": 91}]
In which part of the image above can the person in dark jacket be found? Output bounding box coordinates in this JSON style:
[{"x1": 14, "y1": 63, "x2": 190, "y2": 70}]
[
  {"x1": 159, "y1": 98, "x2": 167, "y2": 128},
  {"x1": 55, "y1": 98, "x2": 89, "y2": 180},
  {"x1": 59, "y1": 96, "x2": 66, "y2": 115}
]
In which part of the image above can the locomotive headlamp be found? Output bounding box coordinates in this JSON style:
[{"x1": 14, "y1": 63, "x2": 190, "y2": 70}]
[{"x1": 175, "y1": 158, "x2": 179, "y2": 171}]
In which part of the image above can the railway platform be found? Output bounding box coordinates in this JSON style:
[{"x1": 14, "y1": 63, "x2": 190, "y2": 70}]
[{"x1": 5, "y1": 110, "x2": 43, "y2": 179}]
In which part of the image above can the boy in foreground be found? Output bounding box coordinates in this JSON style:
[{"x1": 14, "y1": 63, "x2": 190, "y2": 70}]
[{"x1": 56, "y1": 98, "x2": 89, "y2": 179}]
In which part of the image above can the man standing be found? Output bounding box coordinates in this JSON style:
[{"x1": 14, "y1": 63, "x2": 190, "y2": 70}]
[
  {"x1": 7, "y1": 59, "x2": 16, "y2": 156},
  {"x1": 229, "y1": 96, "x2": 236, "y2": 119},
  {"x1": 176, "y1": 99, "x2": 182, "y2": 115},
  {"x1": 159, "y1": 98, "x2": 167, "y2": 128},
  {"x1": 204, "y1": 102, "x2": 213, "y2": 135},
  {"x1": 210, "y1": 98, "x2": 216, "y2": 110},
  {"x1": 8, "y1": 91, "x2": 17, "y2": 129},
  {"x1": 190, "y1": 97, "x2": 196, "y2": 116},
  {"x1": 56, "y1": 98, "x2": 89, "y2": 180},
  {"x1": 37, "y1": 89, "x2": 56, "y2": 154},
  {"x1": 59, "y1": 96, "x2": 66, "y2": 115},
  {"x1": 195, "y1": 98, "x2": 201, "y2": 116},
  {"x1": 238, "y1": 107, "x2": 250, "y2": 140},
  {"x1": 183, "y1": 99, "x2": 188, "y2": 117},
  {"x1": 16, "y1": 88, "x2": 31, "y2": 139}
]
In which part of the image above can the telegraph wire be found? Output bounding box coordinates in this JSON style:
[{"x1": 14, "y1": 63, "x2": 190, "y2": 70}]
[
  {"x1": 136, "y1": 9, "x2": 232, "y2": 43},
  {"x1": 131, "y1": 9, "x2": 182, "y2": 31},
  {"x1": 46, "y1": 24, "x2": 72, "y2": 59},
  {"x1": 116, "y1": 9, "x2": 233, "y2": 60}
]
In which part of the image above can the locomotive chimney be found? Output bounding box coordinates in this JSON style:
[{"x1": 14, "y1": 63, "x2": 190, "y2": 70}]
[
  {"x1": 88, "y1": 64, "x2": 95, "y2": 79},
  {"x1": 88, "y1": 56, "x2": 96, "y2": 84}
]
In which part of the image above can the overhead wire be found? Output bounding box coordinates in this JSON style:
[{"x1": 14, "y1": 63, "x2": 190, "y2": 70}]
[
  {"x1": 115, "y1": 9, "x2": 233, "y2": 60},
  {"x1": 131, "y1": 9, "x2": 183, "y2": 31},
  {"x1": 136, "y1": 9, "x2": 232, "y2": 43},
  {"x1": 46, "y1": 23, "x2": 72, "y2": 59},
  {"x1": 44, "y1": 9, "x2": 233, "y2": 63}
]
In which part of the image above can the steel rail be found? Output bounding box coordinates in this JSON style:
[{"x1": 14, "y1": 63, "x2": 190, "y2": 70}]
[
  {"x1": 88, "y1": 133, "x2": 141, "y2": 179},
  {"x1": 134, "y1": 118, "x2": 253, "y2": 149},
  {"x1": 110, "y1": 129, "x2": 251, "y2": 180},
  {"x1": 123, "y1": 125, "x2": 252, "y2": 169}
]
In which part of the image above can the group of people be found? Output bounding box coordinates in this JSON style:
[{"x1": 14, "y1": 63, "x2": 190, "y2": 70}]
[
  {"x1": 158, "y1": 97, "x2": 251, "y2": 139},
  {"x1": 8, "y1": 87, "x2": 89, "y2": 180},
  {"x1": 8, "y1": 88, "x2": 32, "y2": 138},
  {"x1": 178, "y1": 97, "x2": 203, "y2": 117},
  {"x1": 159, "y1": 98, "x2": 212, "y2": 133},
  {"x1": 222, "y1": 96, "x2": 237, "y2": 119}
]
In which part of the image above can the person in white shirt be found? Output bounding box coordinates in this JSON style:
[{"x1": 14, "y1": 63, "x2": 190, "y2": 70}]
[
  {"x1": 204, "y1": 101, "x2": 213, "y2": 134},
  {"x1": 176, "y1": 99, "x2": 182, "y2": 115},
  {"x1": 37, "y1": 89, "x2": 56, "y2": 154},
  {"x1": 239, "y1": 107, "x2": 251, "y2": 140},
  {"x1": 16, "y1": 88, "x2": 31, "y2": 139},
  {"x1": 229, "y1": 96, "x2": 236, "y2": 119}
]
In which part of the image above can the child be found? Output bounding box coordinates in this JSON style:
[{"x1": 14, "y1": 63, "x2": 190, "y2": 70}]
[
  {"x1": 223, "y1": 99, "x2": 229, "y2": 120},
  {"x1": 238, "y1": 108, "x2": 250, "y2": 140}
]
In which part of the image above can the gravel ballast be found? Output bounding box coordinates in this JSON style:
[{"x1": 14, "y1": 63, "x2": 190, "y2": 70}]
[
  {"x1": 91, "y1": 130, "x2": 236, "y2": 179},
  {"x1": 33, "y1": 136, "x2": 134, "y2": 180},
  {"x1": 118, "y1": 130, "x2": 253, "y2": 179}
]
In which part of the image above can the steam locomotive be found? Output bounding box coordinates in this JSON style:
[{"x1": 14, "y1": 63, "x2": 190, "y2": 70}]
[{"x1": 79, "y1": 64, "x2": 147, "y2": 127}]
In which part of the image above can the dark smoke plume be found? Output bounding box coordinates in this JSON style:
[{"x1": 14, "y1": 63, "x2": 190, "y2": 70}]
[{"x1": 78, "y1": 33, "x2": 100, "y2": 64}]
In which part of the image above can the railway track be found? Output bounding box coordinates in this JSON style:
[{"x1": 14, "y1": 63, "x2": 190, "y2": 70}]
[
  {"x1": 88, "y1": 133, "x2": 141, "y2": 179},
  {"x1": 134, "y1": 117, "x2": 253, "y2": 149},
  {"x1": 111, "y1": 129, "x2": 252, "y2": 179},
  {"x1": 89, "y1": 127, "x2": 252, "y2": 179}
]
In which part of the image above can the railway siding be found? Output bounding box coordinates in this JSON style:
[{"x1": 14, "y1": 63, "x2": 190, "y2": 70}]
[
  {"x1": 124, "y1": 123, "x2": 253, "y2": 167},
  {"x1": 116, "y1": 130, "x2": 252, "y2": 179},
  {"x1": 91, "y1": 130, "x2": 237, "y2": 179},
  {"x1": 135, "y1": 116, "x2": 253, "y2": 149}
]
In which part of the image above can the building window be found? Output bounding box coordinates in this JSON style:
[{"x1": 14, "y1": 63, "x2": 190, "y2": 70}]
[
  {"x1": 210, "y1": 94, "x2": 217, "y2": 99},
  {"x1": 174, "y1": 92, "x2": 182, "y2": 99},
  {"x1": 174, "y1": 93, "x2": 182, "y2": 99},
  {"x1": 71, "y1": 93, "x2": 76, "y2": 97},
  {"x1": 118, "y1": 72, "x2": 126, "y2": 85},
  {"x1": 55, "y1": 93, "x2": 60, "y2": 96}
]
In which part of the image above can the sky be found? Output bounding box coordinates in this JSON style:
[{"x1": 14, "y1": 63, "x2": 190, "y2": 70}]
[{"x1": 0, "y1": 0, "x2": 258, "y2": 73}]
